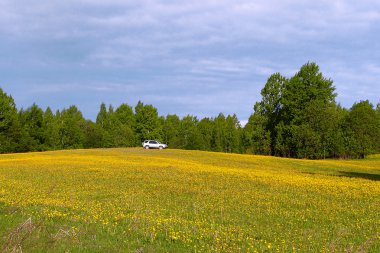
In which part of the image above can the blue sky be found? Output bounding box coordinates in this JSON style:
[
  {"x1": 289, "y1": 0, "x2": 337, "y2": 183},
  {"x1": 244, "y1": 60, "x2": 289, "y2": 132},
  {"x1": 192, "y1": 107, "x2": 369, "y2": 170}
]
[{"x1": 1, "y1": 0, "x2": 379, "y2": 123}]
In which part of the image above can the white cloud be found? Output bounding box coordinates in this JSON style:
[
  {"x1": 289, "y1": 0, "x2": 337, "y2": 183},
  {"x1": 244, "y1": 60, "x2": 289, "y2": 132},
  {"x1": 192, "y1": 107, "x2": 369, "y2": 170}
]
[{"x1": 1, "y1": 0, "x2": 379, "y2": 119}]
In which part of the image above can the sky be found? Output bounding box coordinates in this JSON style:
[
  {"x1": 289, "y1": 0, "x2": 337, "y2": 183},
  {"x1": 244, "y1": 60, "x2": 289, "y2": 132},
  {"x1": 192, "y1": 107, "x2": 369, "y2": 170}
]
[{"x1": 0, "y1": 0, "x2": 379, "y2": 124}]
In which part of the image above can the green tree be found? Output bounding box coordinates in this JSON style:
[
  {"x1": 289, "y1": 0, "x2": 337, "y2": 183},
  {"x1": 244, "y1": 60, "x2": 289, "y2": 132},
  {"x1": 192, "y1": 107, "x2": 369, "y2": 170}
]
[
  {"x1": 177, "y1": 115, "x2": 202, "y2": 150},
  {"x1": 111, "y1": 103, "x2": 136, "y2": 147},
  {"x1": 197, "y1": 118, "x2": 214, "y2": 151},
  {"x1": 377, "y1": 103, "x2": 380, "y2": 152},
  {"x1": 58, "y1": 106, "x2": 85, "y2": 149},
  {"x1": 109, "y1": 120, "x2": 135, "y2": 147},
  {"x1": 282, "y1": 62, "x2": 336, "y2": 125},
  {"x1": 225, "y1": 114, "x2": 241, "y2": 153},
  {"x1": 43, "y1": 107, "x2": 60, "y2": 150},
  {"x1": 135, "y1": 101, "x2": 162, "y2": 142},
  {"x1": 162, "y1": 114, "x2": 181, "y2": 147},
  {"x1": 96, "y1": 103, "x2": 110, "y2": 129},
  {"x1": 291, "y1": 124, "x2": 321, "y2": 159},
  {"x1": 255, "y1": 73, "x2": 286, "y2": 150},
  {"x1": 96, "y1": 103, "x2": 113, "y2": 147},
  {"x1": 212, "y1": 113, "x2": 226, "y2": 152},
  {"x1": 344, "y1": 100, "x2": 380, "y2": 158},
  {"x1": 82, "y1": 120, "x2": 103, "y2": 148},
  {"x1": 243, "y1": 113, "x2": 271, "y2": 155},
  {"x1": 274, "y1": 122, "x2": 293, "y2": 157},
  {"x1": 277, "y1": 62, "x2": 337, "y2": 158},
  {"x1": 114, "y1": 103, "x2": 135, "y2": 128},
  {"x1": 19, "y1": 104, "x2": 45, "y2": 151},
  {"x1": 252, "y1": 63, "x2": 337, "y2": 158},
  {"x1": 0, "y1": 88, "x2": 22, "y2": 153},
  {"x1": 302, "y1": 101, "x2": 344, "y2": 159}
]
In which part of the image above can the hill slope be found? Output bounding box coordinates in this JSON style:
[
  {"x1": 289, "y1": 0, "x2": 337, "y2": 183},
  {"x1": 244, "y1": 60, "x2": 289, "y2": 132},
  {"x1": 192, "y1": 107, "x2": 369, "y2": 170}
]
[{"x1": 0, "y1": 148, "x2": 380, "y2": 252}]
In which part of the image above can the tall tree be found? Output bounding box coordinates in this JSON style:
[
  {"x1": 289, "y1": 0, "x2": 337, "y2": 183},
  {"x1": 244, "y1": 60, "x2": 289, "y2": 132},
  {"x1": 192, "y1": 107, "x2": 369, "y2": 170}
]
[
  {"x1": 111, "y1": 103, "x2": 136, "y2": 147},
  {"x1": 255, "y1": 73, "x2": 286, "y2": 129},
  {"x1": 344, "y1": 100, "x2": 380, "y2": 158},
  {"x1": 225, "y1": 114, "x2": 241, "y2": 153},
  {"x1": 43, "y1": 107, "x2": 60, "y2": 150},
  {"x1": 281, "y1": 62, "x2": 337, "y2": 158},
  {"x1": 177, "y1": 115, "x2": 202, "y2": 150},
  {"x1": 273, "y1": 121, "x2": 293, "y2": 157},
  {"x1": 135, "y1": 101, "x2": 162, "y2": 142},
  {"x1": 19, "y1": 103, "x2": 45, "y2": 151},
  {"x1": 114, "y1": 103, "x2": 135, "y2": 128},
  {"x1": 0, "y1": 88, "x2": 22, "y2": 153},
  {"x1": 162, "y1": 114, "x2": 181, "y2": 147},
  {"x1": 81, "y1": 120, "x2": 103, "y2": 148},
  {"x1": 58, "y1": 106, "x2": 85, "y2": 149},
  {"x1": 197, "y1": 117, "x2": 214, "y2": 151},
  {"x1": 96, "y1": 103, "x2": 113, "y2": 147},
  {"x1": 282, "y1": 62, "x2": 336, "y2": 125},
  {"x1": 243, "y1": 113, "x2": 271, "y2": 155},
  {"x1": 302, "y1": 101, "x2": 345, "y2": 159},
  {"x1": 377, "y1": 103, "x2": 380, "y2": 152},
  {"x1": 212, "y1": 113, "x2": 226, "y2": 152}
]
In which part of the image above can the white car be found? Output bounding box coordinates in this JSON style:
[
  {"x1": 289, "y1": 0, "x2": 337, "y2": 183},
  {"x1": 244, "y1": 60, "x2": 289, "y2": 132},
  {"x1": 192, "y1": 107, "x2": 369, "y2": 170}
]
[{"x1": 142, "y1": 140, "x2": 168, "y2": 149}]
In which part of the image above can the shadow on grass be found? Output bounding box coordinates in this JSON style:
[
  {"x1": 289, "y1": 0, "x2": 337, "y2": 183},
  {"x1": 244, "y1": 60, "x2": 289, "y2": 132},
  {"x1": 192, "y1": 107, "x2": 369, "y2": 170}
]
[
  {"x1": 302, "y1": 171, "x2": 380, "y2": 182},
  {"x1": 338, "y1": 171, "x2": 380, "y2": 181}
]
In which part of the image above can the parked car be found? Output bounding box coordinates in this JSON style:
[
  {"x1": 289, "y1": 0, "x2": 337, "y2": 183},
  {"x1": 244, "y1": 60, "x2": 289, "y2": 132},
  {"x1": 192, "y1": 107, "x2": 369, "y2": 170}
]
[{"x1": 142, "y1": 140, "x2": 168, "y2": 149}]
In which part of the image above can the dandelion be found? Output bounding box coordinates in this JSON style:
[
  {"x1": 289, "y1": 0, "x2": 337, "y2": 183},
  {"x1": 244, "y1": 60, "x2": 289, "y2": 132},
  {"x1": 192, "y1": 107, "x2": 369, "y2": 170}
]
[{"x1": 0, "y1": 149, "x2": 379, "y2": 252}]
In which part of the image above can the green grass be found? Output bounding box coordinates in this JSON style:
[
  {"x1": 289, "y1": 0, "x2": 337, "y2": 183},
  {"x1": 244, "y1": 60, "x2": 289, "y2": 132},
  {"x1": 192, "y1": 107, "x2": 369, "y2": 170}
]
[{"x1": 0, "y1": 148, "x2": 379, "y2": 252}]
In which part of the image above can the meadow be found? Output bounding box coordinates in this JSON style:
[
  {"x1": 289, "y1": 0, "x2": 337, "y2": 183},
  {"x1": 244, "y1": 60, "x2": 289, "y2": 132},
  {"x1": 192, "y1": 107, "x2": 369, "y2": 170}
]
[{"x1": 0, "y1": 148, "x2": 379, "y2": 252}]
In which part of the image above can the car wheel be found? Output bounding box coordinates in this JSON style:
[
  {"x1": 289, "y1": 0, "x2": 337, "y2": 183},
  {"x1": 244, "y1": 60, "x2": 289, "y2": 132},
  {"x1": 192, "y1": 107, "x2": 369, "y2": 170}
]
[
  {"x1": 159, "y1": 146, "x2": 163, "y2": 150},
  {"x1": 145, "y1": 146, "x2": 149, "y2": 149}
]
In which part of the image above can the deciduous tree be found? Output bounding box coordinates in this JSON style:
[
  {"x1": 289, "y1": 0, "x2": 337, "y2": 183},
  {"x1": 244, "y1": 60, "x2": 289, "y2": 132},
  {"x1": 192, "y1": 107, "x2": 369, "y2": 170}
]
[{"x1": 0, "y1": 88, "x2": 22, "y2": 153}]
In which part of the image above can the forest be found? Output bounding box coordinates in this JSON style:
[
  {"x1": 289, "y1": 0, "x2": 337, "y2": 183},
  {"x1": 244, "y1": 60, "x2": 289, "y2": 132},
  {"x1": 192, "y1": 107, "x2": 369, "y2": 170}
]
[{"x1": 1, "y1": 62, "x2": 379, "y2": 159}]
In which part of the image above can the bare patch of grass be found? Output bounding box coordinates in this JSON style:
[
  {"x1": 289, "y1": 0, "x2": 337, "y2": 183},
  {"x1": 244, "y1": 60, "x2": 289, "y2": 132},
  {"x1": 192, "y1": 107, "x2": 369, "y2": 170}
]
[
  {"x1": 354, "y1": 231, "x2": 380, "y2": 253},
  {"x1": 1, "y1": 218, "x2": 38, "y2": 253}
]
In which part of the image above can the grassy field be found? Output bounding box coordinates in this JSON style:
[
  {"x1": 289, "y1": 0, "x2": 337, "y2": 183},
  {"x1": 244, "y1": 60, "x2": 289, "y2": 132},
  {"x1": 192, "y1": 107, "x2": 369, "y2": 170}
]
[{"x1": 0, "y1": 148, "x2": 379, "y2": 252}]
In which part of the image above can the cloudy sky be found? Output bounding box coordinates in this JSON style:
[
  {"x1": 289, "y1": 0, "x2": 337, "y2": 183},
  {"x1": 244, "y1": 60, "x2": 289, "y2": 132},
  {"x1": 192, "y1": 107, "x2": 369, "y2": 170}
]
[{"x1": 1, "y1": 0, "x2": 379, "y2": 123}]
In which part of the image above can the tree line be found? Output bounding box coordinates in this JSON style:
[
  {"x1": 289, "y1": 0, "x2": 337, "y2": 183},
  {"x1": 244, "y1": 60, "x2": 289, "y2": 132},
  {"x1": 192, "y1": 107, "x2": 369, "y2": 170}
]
[{"x1": 1, "y1": 62, "x2": 379, "y2": 158}]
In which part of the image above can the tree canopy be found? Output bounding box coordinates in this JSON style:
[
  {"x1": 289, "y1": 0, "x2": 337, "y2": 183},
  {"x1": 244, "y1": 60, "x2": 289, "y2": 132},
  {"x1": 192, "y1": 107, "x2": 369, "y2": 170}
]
[{"x1": 0, "y1": 62, "x2": 379, "y2": 158}]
